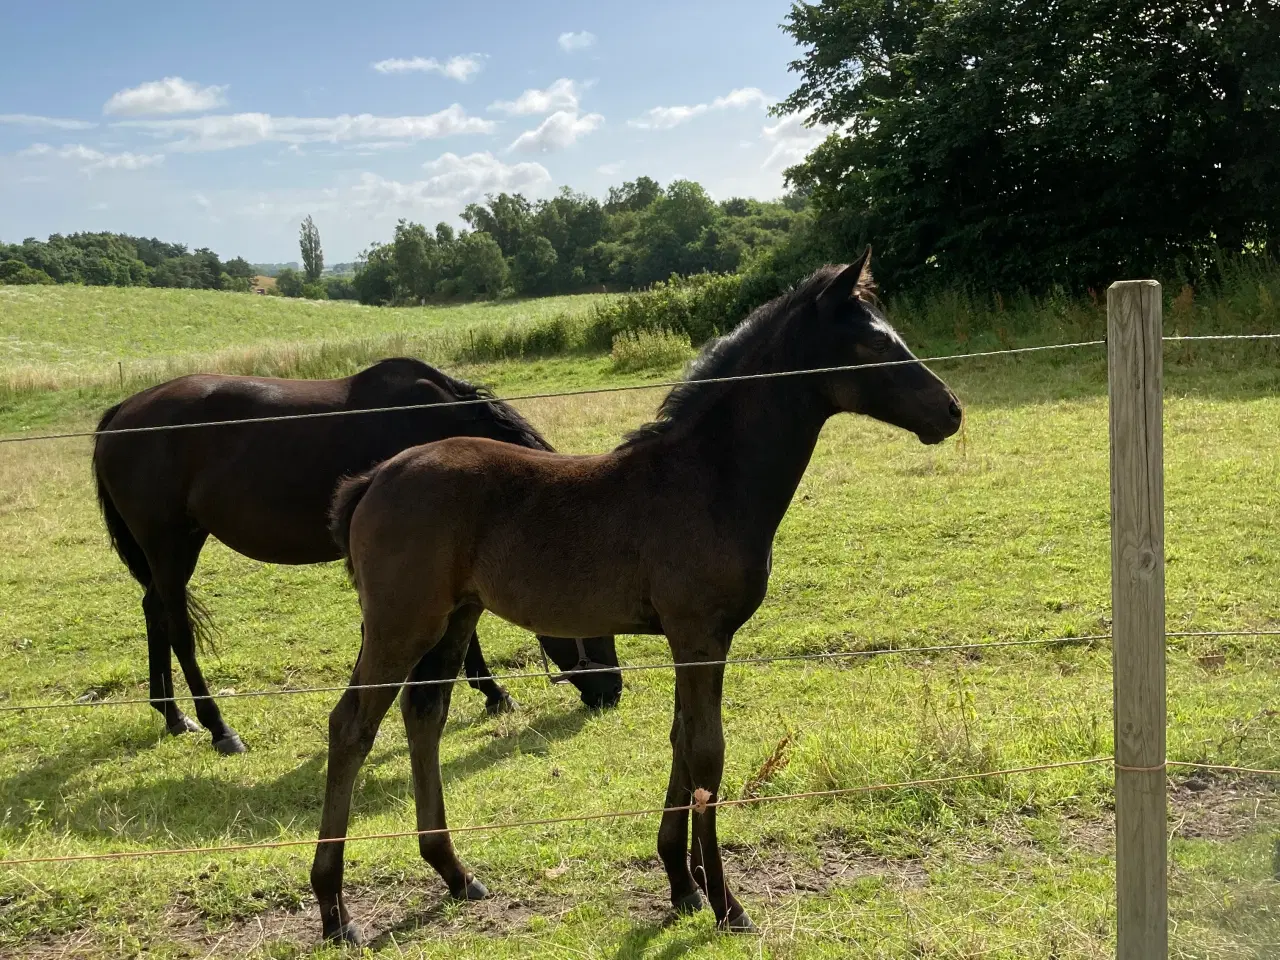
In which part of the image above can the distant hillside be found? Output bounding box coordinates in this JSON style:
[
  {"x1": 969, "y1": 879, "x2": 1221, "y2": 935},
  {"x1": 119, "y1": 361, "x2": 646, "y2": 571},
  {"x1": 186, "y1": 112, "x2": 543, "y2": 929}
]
[{"x1": 250, "y1": 262, "x2": 301, "y2": 277}]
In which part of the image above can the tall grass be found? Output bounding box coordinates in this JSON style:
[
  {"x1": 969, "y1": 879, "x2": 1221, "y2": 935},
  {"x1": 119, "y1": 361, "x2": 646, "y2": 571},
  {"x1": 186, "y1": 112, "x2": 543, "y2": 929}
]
[{"x1": 609, "y1": 329, "x2": 695, "y2": 373}]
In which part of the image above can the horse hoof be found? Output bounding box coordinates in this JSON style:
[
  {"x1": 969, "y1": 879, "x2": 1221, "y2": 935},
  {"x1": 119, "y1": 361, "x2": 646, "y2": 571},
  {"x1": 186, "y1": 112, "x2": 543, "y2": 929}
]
[
  {"x1": 213, "y1": 733, "x2": 247, "y2": 755},
  {"x1": 674, "y1": 890, "x2": 705, "y2": 914},
  {"x1": 167, "y1": 716, "x2": 201, "y2": 736},
  {"x1": 486, "y1": 695, "x2": 517, "y2": 716},
  {"x1": 452, "y1": 875, "x2": 488, "y2": 901},
  {"x1": 325, "y1": 920, "x2": 363, "y2": 945},
  {"x1": 723, "y1": 910, "x2": 759, "y2": 935}
]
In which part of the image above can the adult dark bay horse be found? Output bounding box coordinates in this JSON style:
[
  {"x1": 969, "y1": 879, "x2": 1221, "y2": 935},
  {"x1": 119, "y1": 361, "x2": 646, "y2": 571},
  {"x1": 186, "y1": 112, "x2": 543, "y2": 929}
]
[
  {"x1": 312, "y1": 250, "x2": 963, "y2": 943},
  {"x1": 92, "y1": 357, "x2": 623, "y2": 755}
]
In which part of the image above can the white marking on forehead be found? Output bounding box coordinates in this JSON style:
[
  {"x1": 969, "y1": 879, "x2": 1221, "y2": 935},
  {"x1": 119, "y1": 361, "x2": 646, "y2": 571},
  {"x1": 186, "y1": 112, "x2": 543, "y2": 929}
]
[{"x1": 869, "y1": 313, "x2": 907, "y2": 347}]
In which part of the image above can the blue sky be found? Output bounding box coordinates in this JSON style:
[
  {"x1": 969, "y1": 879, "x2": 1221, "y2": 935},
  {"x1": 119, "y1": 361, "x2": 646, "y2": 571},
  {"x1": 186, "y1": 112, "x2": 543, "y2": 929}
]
[{"x1": 0, "y1": 0, "x2": 826, "y2": 263}]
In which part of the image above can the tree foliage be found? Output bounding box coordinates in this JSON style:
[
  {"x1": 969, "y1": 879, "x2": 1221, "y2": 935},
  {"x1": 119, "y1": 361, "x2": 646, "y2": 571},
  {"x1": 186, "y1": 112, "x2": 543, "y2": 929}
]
[
  {"x1": 776, "y1": 0, "x2": 1280, "y2": 293},
  {"x1": 353, "y1": 177, "x2": 803, "y2": 305},
  {"x1": 275, "y1": 267, "x2": 305, "y2": 298},
  {"x1": 299, "y1": 215, "x2": 324, "y2": 283},
  {"x1": 0, "y1": 259, "x2": 55, "y2": 285},
  {"x1": 0, "y1": 232, "x2": 256, "y2": 291}
]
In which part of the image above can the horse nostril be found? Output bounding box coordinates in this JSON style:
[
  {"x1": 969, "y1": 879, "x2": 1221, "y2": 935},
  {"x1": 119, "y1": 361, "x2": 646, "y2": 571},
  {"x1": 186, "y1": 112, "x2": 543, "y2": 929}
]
[{"x1": 948, "y1": 398, "x2": 962, "y2": 421}]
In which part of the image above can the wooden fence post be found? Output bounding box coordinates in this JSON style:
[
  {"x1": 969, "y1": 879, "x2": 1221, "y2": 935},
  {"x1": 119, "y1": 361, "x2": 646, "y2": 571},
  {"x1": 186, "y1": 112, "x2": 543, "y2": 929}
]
[{"x1": 1107, "y1": 280, "x2": 1168, "y2": 960}]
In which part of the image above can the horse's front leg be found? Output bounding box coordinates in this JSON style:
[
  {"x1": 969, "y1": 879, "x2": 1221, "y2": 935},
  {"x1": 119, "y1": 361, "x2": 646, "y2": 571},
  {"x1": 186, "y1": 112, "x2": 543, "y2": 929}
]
[{"x1": 665, "y1": 626, "x2": 755, "y2": 933}]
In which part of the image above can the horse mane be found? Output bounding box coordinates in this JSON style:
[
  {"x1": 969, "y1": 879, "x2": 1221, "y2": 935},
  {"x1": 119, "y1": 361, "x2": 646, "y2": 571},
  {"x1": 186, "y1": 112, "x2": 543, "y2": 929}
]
[
  {"x1": 362, "y1": 357, "x2": 554, "y2": 452},
  {"x1": 619, "y1": 265, "x2": 869, "y2": 447}
]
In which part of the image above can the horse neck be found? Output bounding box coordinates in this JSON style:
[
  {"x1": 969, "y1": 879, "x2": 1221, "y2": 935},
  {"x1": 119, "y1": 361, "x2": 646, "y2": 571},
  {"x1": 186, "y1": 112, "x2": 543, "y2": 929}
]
[{"x1": 677, "y1": 379, "x2": 832, "y2": 542}]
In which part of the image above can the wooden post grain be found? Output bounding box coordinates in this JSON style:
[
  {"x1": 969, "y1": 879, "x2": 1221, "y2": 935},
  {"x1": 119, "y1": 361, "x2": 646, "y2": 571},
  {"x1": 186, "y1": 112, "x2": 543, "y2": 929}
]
[{"x1": 1107, "y1": 280, "x2": 1167, "y2": 960}]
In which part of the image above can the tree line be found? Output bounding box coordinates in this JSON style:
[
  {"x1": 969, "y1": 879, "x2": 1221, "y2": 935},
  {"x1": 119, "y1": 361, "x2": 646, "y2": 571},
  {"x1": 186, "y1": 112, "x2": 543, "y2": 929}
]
[
  {"x1": 0, "y1": 233, "x2": 260, "y2": 291},
  {"x1": 350, "y1": 178, "x2": 804, "y2": 305}
]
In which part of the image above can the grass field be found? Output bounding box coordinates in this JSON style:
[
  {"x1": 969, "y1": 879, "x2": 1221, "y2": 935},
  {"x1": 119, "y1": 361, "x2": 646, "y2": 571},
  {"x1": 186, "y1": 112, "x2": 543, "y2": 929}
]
[
  {"x1": 0, "y1": 285, "x2": 612, "y2": 385},
  {"x1": 0, "y1": 290, "x2": 1278, "y2": 957}
]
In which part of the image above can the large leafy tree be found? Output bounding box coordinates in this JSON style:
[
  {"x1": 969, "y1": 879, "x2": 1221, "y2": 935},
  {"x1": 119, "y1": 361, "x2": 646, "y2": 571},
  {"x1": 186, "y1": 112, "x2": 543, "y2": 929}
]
[
  {"x1": 777, "y1": 0, "x2": 1280, "y2": 293},
  {"x1": 462, "y1": 194, "x2": 532, "y2": 258},
  {"x1": 455, "y1": 232, "x2": 509, "y2": 298}
]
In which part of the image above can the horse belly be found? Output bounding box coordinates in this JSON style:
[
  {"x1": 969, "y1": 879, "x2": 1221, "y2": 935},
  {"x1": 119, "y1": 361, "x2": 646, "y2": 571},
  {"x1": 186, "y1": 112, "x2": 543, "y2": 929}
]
[{"x1": 474, "y1": 561, "x2": 652, "y2": 639}]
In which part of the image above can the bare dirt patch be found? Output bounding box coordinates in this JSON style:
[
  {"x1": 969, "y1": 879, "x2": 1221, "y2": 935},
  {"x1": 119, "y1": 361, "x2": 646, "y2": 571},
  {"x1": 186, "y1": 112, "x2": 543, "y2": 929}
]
[
  {"x1": 1063, "y1": 775, "x2": 1280, "y2": 856},
  {"x1": 27, "y1": 843, "x2": 925, "y2": 957},
  {"x1": 1168, "y1": 775, "x2": 1280, "y2": 842}
]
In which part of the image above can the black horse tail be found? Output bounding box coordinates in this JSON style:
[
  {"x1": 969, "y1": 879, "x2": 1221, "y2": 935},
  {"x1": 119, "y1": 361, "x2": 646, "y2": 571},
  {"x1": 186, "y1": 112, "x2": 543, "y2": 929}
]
[
  {"x1": 93, "y1": 401, "x2": 216, "y2": 651},
  {"x1": 330, "y1": 469, "x2": 377, "y2": 583},
  {"x1": 93, "y1": 403, "x2": 151, "y2": 587}
]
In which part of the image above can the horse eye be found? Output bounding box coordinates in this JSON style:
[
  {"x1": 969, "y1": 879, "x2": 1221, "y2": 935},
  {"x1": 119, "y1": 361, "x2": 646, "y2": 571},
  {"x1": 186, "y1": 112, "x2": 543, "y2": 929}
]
[{"x1": 869, "y1": 332, "x2": 892, "y2": 352}]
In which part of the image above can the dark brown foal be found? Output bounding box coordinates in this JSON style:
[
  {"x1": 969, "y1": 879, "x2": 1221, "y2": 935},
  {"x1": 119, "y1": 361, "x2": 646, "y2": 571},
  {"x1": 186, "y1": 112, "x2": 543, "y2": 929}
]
[{"x1": 314, "y1": 250, "x2": 963, "y2": 942}]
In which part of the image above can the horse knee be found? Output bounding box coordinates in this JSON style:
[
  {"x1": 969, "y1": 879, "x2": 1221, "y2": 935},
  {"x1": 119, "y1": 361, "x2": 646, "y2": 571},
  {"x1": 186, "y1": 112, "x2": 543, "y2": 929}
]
[
  {"x1": 682, "y1": 733, "x2": 726, "y2": 786},
  {"x1": 328, "y1": 695, "x2": 375, "y2": 750}
]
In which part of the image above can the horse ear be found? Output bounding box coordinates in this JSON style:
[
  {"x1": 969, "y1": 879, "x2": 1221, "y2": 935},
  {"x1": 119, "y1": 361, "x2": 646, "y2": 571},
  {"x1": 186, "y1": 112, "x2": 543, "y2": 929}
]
[
  {"x1": 857, "y1": 244, "x2": 874, "y2": 288},
  {"x1": 818, "y1": 245, "x2": 873, "y2": 307}
]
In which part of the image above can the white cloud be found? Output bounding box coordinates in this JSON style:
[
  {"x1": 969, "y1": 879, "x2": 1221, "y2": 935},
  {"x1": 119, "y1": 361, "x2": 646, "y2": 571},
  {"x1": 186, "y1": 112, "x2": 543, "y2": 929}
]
[
  {"x1": 420, "y1": 151, "x2": 553, "y2": 199},
  {"x1": 192, "y1": 153, "x2": 551, "y2": 238},
  {"x1": 714, "y1": 88, "x2": 771, "y2": 110},
  {"x1": 19, "y1": 142, "x2": 165, "y2": 173},
  {"x1": 558, "y1": 31, "x2": 596, "y2": 52},
  {"x1": 629, "y1": 87, "x2": 771, "y2": 130},
  {"x1": 116, "y1": 105, "x2": 494, "y2": 152},
  {"x1": 350, "y1": 152, "x2": 553, "y2": 215},
  {"x1": 597, "y1": 161, "x2": 623, "y2": 176},
  {"x1": 508, "y1": 110, "x2": 603, "y2": 153},
  {"x1": 761, "y1": 109, "x2": 832, "y2": 169},
  {"x1": 371, "y1": 55, "x2": 484, "y2": 82},
  {"x1": 0, "y1": 113, "x2": 98, "y2": 130},
  {"x1": 103, "y1": 77, "x2": 228, "y2": 116},
  {"x1": 489, "y1": 78, "x2": 582, "y2": 116}
]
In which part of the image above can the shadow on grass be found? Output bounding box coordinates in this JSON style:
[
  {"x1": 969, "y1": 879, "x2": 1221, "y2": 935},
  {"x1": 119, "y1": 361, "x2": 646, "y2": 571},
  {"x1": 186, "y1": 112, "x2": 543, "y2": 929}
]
[
  {"x1": 0, "y1": 700, "x2": 600, "y2": 849},
  {"x1": 0, "y1": 719, "x2": 158, "y2": 813},
  {"x1": 609, "y1": 923, "x2": 719, "y2": 960},
  {"x1": 362, "y1": 895, "x2": 717, "y2": 960},
  {"x1": 441, "y1": 702, "x2": 595, "y2": 782}
]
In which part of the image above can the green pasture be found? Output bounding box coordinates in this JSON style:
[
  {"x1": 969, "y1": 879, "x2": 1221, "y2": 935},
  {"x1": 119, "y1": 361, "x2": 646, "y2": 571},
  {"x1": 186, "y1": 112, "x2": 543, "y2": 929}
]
[{"x1": 0, "y1": 291, "x2": 1277, "y2": 957}]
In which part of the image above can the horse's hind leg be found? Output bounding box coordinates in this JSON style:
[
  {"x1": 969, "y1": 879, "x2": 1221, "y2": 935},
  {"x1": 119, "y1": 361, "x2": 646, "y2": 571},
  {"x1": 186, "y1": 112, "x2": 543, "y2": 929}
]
[
  {"x1": 463, "y1": 630, "x2": 517, "y2": 715},
  {"x1": 141, "y1": 587, "x2": 197, "y2": 735},
  {"x1": 146, "y1": 529, "x2": 243, "y2": 753},
  {"x1": 402, "y1": 605, "x2": 489, "y2": 899},
  {"x1": 312, "y1": 614, "x2": 449, "y2": 945}
]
